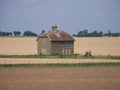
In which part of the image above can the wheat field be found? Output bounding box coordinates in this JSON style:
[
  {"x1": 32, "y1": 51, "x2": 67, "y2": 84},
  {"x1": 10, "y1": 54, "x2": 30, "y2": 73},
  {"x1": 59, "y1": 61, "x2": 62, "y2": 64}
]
[
  {"x1": 0, "y1": 37, "x2": 37, "y2": 55},
  {"x1": 0, "y1": 37, "x2": 120, "y2": 56},
  {"x1": 74, "y1": 37, "x2": 120, "y2": 56}
]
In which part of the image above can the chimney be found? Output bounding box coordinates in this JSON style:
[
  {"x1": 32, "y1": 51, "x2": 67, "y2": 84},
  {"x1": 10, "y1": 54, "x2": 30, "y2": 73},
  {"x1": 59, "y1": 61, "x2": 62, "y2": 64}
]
[{"x1": 51, "y1": 24, "x2": 57, "y2": 31}]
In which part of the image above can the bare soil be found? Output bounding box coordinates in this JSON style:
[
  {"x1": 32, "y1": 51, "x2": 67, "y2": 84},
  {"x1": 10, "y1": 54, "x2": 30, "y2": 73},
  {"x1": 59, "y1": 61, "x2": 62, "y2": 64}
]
[{"x1": 0, "y1": 67, "x2": 120, "y2": 90}]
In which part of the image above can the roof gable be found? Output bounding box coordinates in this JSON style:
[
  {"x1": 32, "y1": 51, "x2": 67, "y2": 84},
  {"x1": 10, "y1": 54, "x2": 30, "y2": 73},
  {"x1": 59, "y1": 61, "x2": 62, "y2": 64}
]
[{"x1": 37, "y1": 30, "x2": 75, "y2": 41}]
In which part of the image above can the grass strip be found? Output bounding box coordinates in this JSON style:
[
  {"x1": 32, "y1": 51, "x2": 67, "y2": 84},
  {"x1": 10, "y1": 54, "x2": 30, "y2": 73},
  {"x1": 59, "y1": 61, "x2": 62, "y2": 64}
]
[
  {"x1": 0, "y1": 63, "x2": 120, "y2": 68},
  {"x1": 0, "y1": 54, "x2": 120, "y2": 60}
]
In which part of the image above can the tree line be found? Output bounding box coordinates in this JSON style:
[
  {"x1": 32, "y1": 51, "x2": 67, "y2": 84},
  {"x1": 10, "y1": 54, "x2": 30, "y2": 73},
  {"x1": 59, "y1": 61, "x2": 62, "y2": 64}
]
[
  {"x1": 73, "y1": 30, "x2": 120, "y2": 37},
  {"x1": 0, "y1": 31, "x2": 38, "y2": 37},
  {"x1": 1, "y1": 29, "x2": 120, "y2": 37}
]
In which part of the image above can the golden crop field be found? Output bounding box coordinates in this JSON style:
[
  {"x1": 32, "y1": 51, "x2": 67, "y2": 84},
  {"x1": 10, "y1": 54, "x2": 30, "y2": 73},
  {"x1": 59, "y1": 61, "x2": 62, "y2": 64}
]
[
  {"x1": 0, "y1": 37, "x2": 37, "y2": 55},
  {"x1": 74, "y1": 37, "x2": 120, "y2": 56},
  {"x1": 0, "y1": 37, "x2": 120, "y2": 56}
]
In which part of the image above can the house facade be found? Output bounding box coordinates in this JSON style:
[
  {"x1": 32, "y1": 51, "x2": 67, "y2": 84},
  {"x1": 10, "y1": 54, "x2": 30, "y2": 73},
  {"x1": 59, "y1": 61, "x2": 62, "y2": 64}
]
[{"x1": 36, "y1": 24, "x2": 75, "y2": 55}]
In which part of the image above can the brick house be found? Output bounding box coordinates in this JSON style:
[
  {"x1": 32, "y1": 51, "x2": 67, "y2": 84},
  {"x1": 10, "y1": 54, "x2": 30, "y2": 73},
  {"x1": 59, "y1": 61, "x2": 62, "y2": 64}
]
[{"x1": 36, "y1": 24, "x2": 75, "y2": 55}]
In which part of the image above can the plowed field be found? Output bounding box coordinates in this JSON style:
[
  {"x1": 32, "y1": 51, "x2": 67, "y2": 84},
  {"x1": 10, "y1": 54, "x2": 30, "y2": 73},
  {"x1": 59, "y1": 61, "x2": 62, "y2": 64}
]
[{"x1": 0, "y1": 68, "x2": 120, "y2": 90}]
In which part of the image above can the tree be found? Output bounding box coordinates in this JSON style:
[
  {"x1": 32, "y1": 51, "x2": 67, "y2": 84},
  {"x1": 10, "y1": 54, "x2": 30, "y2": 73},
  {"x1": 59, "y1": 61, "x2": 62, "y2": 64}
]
[
  {"x1": 89, "y1": 31, "x2": 98, "y2": 37},
  {"x1": 23, "y1": 31, "x2": 38, "y2": 36},
  {"x1": 83, "y1": 29, "x2": 88, "y2": 36},
  {"x1": 98, "y1": 31, "x2": 103, "y2": 37},
  {"x1": 41, "y1": 30, "x2": 45, "y2": 35},
  {"x1": 78, "y1": 31, "x2": 83, "y2": 37},
  {"x1": 17, "y1": 31, "x2": 21, "y2": 36},
  {"x1": 13, "y1": 31, "x2": 17, "y2": 36},
  {"x1": 73, "y1": 30, "x2": 104, "y2": 37},
  {"x1": 108, "y1": 30, "x2": 111, "y2": 37},
  {"x1": 77, "y1": 29, "x2": 88, "y2": 37},
  {"x1": 0, "y1": 31, "x2": 12, "y2": 36},
  {"x1": 6, "y1": 32, "x2": 12, "y2": 36},
  {"x1": 13, "y1": 31, "x2": 21, "y2": 36}
]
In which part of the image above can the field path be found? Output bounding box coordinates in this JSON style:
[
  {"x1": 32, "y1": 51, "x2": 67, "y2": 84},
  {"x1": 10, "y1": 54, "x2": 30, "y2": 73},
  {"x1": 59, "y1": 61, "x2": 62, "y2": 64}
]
[{"x1": 0, "y1": 58, "x2": 120, "y2": 64}]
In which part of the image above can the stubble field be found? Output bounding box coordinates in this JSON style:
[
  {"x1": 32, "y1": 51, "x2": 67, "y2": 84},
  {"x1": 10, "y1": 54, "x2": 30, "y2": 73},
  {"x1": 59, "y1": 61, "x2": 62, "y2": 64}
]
[{"x1": 0, "y1": 37, "x2": 120, "y2": 56}]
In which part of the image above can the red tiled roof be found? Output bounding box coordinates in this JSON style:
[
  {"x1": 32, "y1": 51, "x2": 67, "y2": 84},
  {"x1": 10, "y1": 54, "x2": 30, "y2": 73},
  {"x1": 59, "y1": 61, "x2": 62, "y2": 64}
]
[{"x1": 37, "y1": 30, "x2": 75, "y2": 41}]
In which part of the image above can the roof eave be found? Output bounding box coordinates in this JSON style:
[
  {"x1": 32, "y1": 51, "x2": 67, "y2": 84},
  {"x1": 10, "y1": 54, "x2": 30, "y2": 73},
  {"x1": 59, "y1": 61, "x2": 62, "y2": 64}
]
[{"x1": 51, "y1": 40, "x2": 75, "y2": 42}]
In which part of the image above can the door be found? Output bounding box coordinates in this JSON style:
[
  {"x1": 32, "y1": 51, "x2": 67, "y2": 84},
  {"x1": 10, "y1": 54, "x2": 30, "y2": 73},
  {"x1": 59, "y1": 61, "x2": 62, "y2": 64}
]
[{"x1": 63, "y1": 48, "x2": 73, "y2": 55}]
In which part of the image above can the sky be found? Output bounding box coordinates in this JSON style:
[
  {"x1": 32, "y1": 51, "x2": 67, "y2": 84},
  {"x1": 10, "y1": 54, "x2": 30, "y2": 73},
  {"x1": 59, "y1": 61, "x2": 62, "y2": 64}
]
[{"x1": 0, "y1": 0, "x2": 120, "y2": 35}]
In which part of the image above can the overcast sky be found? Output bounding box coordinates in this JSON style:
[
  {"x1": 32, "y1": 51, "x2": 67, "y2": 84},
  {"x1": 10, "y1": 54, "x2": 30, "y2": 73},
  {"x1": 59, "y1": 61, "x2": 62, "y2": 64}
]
[{"x1": 0, "y1": 0, "x2": 120, "y2": 35}]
